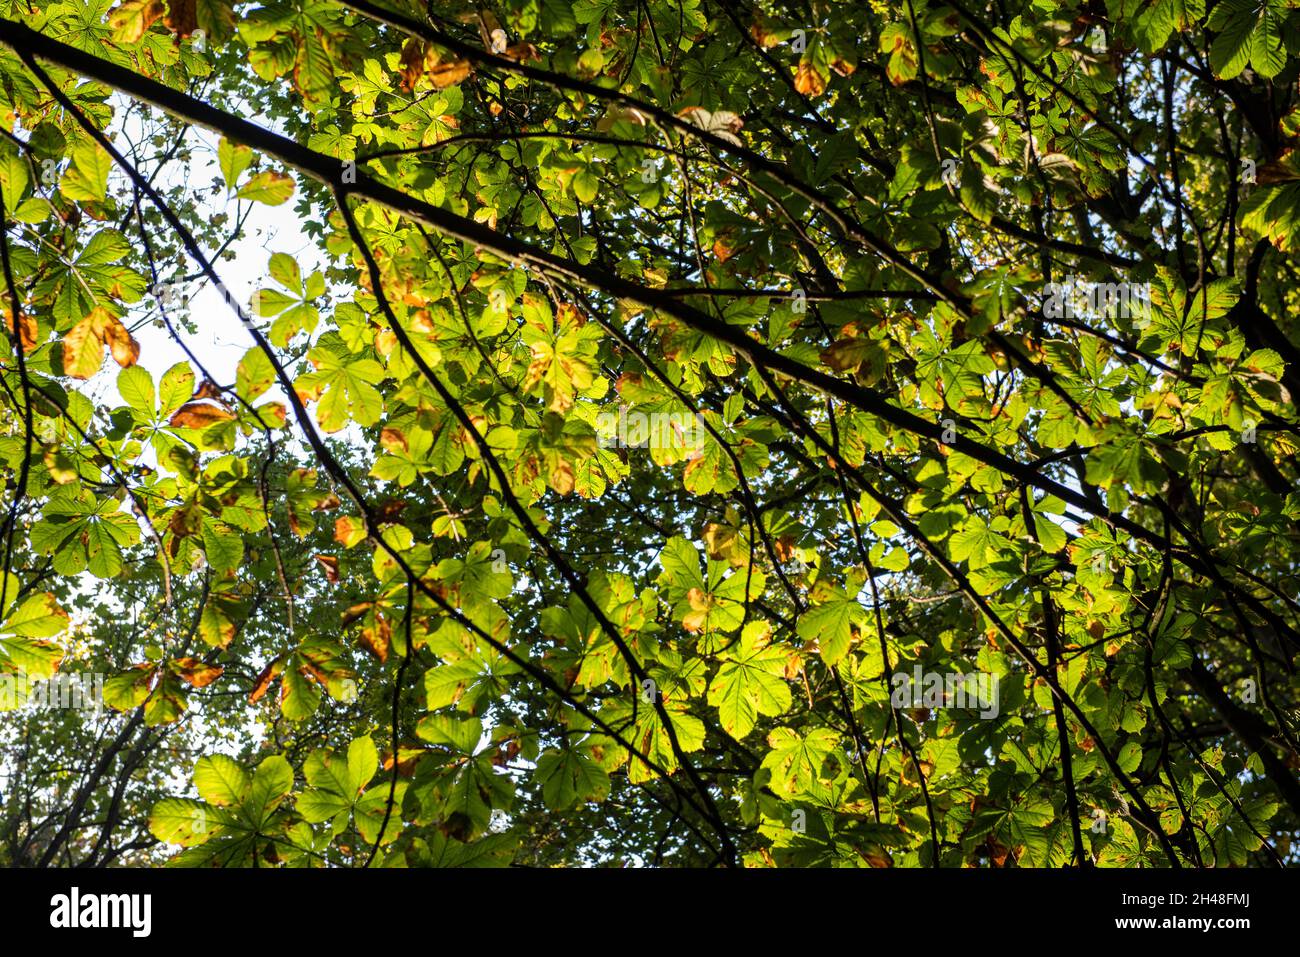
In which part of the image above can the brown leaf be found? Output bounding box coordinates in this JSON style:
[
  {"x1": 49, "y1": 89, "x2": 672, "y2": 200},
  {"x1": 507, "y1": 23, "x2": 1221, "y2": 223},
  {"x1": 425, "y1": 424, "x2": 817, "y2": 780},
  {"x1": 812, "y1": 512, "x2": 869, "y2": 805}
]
[
  {"x1": 820, "y1": 336, "x2": 872, "y2": 373},
  {"x1": 428, "y1": 59, "x2": 473, "y2": 88},
  {"x1": 102, "y1": 317, "x2": 140, "y2": 368},
  {"x1": 380, "y1": 427, "x2": 408, "y2": 452},
  {"x1": 173, "y1": 657, "x2": 223, "y2": 688},
  {"x1": 858, "y1": 845, "x2": 894, "y2": 868},
  {"x1": 548, "y1": 457, "x2": 575, "y2": 495},
  {"x1": 63, "y1": 307, "x2": 136, "y2": 379},
  {"x1": 193, "y1": 379, "x2": 224, "y2": 400},
  {"x1": 749, "y1": 18, "x2": 779, "y2": 47},
  {"x1": 341, "y1": 602, "x2": 373, "y2": 627},
  {"x1": 409, "y1": 309, "x2": 435, "y2": 333},
  {"x1": 169, "y1": 401, "x2": 235, "y2": 429},
  {"x1": 164, "y1": 0, "x2": 198, "y2": 36},
  {"x1": 502, "y1": 42, "x2": 539, "y2": 62},
  {"x1": 703, "y1": 522, "x2": 736, "y2": 560},
  {"x1": 556, "y1": 302, "x2": 585, "y2": 328},
  {"x1": 398, "y1": 38, "x2": 428, "y2": 89},
  {"x1": 397, "y1": 37, "x2": 474, "y2": 89},
  {"x1": 168, "y1": 504, "x2": 202, "y2": 538},
  {"x1": 382, "y1": 745, "x2": 423, "y2": 776},
  {"x1": 491, "y1": 739, "x2": 521, "y2": 767},
  {"x1": 314, "y1": 554, "x2": 340, "y2": 583},
  {"x1": 249, "y1": 661, "x2": 278, "y2": 703},
  {"x1": 4, "y1": 304, "x2": 37, "y2": 352},
  {"x1": 359, "y1": 621, "x2": 390, "y2": 663},
  {"x1": 108, "y1": 0, "x2": 167, "y2": 42}
]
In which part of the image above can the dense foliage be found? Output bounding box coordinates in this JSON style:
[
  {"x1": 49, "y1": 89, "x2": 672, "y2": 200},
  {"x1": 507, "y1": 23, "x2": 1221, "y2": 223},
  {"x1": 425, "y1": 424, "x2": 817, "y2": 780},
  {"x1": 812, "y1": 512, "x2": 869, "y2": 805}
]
[{"x1": 1, "y1": 0, "x2": 1299, "y2": 868}]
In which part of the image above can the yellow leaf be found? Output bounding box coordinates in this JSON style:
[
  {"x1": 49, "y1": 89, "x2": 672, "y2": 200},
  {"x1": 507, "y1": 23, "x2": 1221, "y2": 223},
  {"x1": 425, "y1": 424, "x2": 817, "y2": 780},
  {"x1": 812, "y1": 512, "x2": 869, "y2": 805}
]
[
  {"x1": 237, "y1": 171, "x2": 295, "y2": 206},
  {"x1": 794, "y1": 62, "x2": 826, "y2": 96},
  {"x1": 62, "y1": 307, "x2": 137, "y2": 379}
]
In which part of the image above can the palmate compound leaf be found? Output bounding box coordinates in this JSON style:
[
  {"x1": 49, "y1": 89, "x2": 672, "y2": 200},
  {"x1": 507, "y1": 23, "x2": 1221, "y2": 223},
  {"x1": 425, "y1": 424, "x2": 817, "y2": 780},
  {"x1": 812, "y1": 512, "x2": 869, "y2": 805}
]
[
  {"x1": 593, "y1": 695, "x2": 706, "y2": 785},
  {"x1": 297, "y1": 736, "x2": 380, "y2": 828},
  {"x1": 795, "y1": 588, "x2": 867, "y2": 666},
  {"x1": 1207, "y1": 0, "x2": 1289, "y2": 79},
  {"x1": 534, "y1": 747, "x2": 611, "y2": 811},
  {"x1": 657, "y1": 535, "x2": 764, "y2": 635},
  {"x1": 434, "y1": 756, "x2": 514, "y2": 840},
  {"x1": 354, "y1": 780, "x2": 410, "y2": 846},
  {"x1": 761, "y1": 727, "x2": 842, "y2": 799},
  {"x1": 294, "y1": 341, "x2": 385, "y2": 432},
  {"x1": 707, "y1": 620, "x2": 792, "y2": 739},
  {"x1": 150, "y1": 756, "x2": 297, "y2": 863},
  {"x1": 236, "y1": 755, "x2": 295, "y2": 830},
  {"x1": 413, "y1": 830, "x2": 518, "y2": 867}
]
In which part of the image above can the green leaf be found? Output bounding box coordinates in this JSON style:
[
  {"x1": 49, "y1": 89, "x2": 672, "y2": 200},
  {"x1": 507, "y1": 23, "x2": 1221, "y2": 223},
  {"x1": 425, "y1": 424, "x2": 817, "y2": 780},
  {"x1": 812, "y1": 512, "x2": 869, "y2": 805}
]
[
  {"x1": 61, "y1": 138, "x2": 110, "y2": 203},
  {"x1": 795, "y1": 591, "x2": 865, "y2": 666},
  {"x1": 194, "y1": 754, "x2": 251, "y2": 806},
  {"x1": 218, "y1": 137, "x2": 253, "y2": 191},
  {"x1": 707, "y1": 622, "x2": 792, "y2": 738},
  {"x1": 237, "y1": 170, "x2": 295, "y2": 205},
  {"x1": 149, "y1": 798, "x2": 220, "y2": 848},
  {"x1": 118, "y1": 365, "x2": 155, "y2": 416},
  {"x1": 2, "y1": 592, "x2": 68, "y2": 638},
  {"x1": 534, "y1": 748, "x2": 611, "y2": 810}
]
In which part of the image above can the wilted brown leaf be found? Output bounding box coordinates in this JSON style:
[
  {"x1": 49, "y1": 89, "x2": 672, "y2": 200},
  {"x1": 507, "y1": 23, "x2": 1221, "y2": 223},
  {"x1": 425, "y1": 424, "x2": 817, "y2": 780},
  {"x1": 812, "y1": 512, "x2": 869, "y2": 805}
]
[
  {"x1": 428, "y1": 59, "x2": 473, "y2": 88},
  {"x1": 107, "y1": 0, "x2": 165, "y2": 43},
  {"x1": 164, "y1": 0, "x2": 198, "y2": 35},
  {"x1": 314, "y1": 554, "x2": 340, "y2": 583},
  {"x1": 173, "y1": 657, "x2": 223, "y2": 688},
  {"x1": 169, "y1": 401, "x2": 235, "y2": 429},
  {"x1": 249, "y1": 661, "x2": 278, "y2": 703},
  {"x1": 193, "y1": 379, "x2": 223, "y2": 400},
  {"x1": 4, "y1": 305, "x2": 36, "y2": 353}
]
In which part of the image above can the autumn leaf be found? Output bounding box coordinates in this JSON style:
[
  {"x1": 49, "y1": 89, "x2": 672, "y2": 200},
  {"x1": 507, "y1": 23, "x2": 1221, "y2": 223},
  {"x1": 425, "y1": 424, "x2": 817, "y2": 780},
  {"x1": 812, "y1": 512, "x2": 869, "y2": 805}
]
[
  {"x1": 4, "y1": 304, "x2": 36, "y2": 353},
  {"x1": 164, "y1": 0, "x2": 198, "y2": 35},
  {"x1": 794, "y1": 61, "x2": 827, "y2": 95},
  {"x1": 169, "y1": 401, "x2": 235, "y2": 429},
  {"x1": 62, "y1": 307, "x2": 139, "y2": 379},
  {"x1": 172, "y1": 657, "x2": 223, "y2": 688}
]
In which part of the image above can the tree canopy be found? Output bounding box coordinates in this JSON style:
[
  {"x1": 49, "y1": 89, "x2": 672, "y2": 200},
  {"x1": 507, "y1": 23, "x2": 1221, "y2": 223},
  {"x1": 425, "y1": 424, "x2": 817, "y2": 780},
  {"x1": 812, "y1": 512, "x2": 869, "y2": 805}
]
[{"x1": 0, "y1": 0, "x2": 1298, "y2": 868}]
